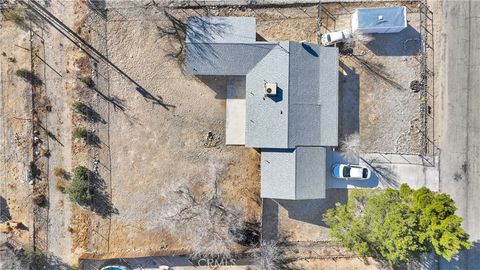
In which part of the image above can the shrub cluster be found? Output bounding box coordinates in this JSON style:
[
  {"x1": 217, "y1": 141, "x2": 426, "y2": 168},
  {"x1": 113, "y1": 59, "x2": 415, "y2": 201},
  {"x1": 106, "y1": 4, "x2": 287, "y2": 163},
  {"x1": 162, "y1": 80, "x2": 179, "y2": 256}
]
[{"x1": 65, "y1": 166, "x2": 92, "y2": 204}]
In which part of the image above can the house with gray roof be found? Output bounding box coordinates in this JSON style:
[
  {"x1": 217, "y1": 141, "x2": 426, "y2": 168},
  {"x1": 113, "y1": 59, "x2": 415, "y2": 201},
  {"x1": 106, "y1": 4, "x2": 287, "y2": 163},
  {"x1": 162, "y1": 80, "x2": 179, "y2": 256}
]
[{"x1": 186, "y1": 16, "x2": 339, "y2": 200}]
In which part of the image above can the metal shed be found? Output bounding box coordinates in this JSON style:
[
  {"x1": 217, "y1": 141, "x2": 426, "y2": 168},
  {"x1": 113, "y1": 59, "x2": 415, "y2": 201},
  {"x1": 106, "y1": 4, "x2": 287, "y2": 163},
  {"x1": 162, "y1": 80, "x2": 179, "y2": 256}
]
[{"x1": 352, "y1": 6, "x2": 407, "y2": 34}]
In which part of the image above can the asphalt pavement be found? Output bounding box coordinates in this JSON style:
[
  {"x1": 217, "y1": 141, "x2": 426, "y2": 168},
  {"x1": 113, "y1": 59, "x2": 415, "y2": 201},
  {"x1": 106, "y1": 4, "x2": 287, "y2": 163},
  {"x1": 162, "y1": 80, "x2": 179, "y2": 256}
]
[{"x1": 439, "y1": 0, "x2": 480, "y2": 269}]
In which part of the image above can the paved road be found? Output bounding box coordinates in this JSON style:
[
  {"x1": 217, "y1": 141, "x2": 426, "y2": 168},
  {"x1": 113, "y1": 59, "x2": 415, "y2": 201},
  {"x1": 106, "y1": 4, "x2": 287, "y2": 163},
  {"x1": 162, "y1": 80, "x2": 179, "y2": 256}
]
[{"x1": 439, "y1": 0, "x2": 480, "y2": 269}]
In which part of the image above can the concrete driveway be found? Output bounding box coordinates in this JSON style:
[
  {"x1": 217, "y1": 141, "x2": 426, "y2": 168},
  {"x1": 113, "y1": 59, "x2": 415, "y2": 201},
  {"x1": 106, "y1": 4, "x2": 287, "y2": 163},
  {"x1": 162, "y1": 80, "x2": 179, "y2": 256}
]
[{"x1": 326, "y1": 149, "x2": 439, "y2": 191}]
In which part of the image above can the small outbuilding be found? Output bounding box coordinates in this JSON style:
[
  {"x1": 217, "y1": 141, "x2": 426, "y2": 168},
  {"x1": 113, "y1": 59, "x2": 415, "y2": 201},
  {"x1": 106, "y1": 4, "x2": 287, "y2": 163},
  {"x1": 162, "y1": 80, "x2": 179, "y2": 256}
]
[{"x1": 352, "y1": 6, "x2": 407, "y2": 34}]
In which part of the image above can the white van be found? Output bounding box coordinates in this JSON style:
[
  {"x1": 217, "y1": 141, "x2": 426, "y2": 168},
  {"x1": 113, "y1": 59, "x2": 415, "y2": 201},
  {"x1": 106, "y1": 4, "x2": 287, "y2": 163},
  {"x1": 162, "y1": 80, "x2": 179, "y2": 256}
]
[{"x1": 321, "y1": 29, "x2": 351, "y2": 46}]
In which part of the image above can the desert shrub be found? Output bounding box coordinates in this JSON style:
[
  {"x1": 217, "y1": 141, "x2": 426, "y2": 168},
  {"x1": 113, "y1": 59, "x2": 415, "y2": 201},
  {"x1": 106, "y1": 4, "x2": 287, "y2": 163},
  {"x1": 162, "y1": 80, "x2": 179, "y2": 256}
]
[
  {"x1": 2, "y1": 5, "x2": 26, "y2": 25},
  {"x1": 65, "y1": 165, "x2": 92, "y2": 204},
  {"x1": 72, "y1": 101, "x2": 88, "y2": 115},
  {"x1": 15, "y1": 68, "x2": 42, "y2": 86},
  {"x1": 73, "y1": 127, "x2": 100, "y2": 146},
  {"x1": 15, "y1": 68, "x2": 30, "y2": 78},
  {"x1": 80, "y1": 76, "x2": 94, "y2": 88},
  {"x1": 230, "y1": 226, "x2": 260, "y2": 246},
  {"x1": 53, "y1": 167, "x2": 66, "y2": 177},
  {"x1": 73, "y1": 127, "x2": 88, "y2": 140},
  {"x1": 55, "y1": 181, "x2": 65, "y2": 192},
  {"x1": 72, "y1": 166, "x2": 89, "y2": 182}
]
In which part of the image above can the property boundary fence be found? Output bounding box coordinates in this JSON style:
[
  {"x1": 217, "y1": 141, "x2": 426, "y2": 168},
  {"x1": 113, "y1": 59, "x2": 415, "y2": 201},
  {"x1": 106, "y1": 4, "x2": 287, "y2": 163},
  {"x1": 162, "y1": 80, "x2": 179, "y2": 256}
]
[
  {"x1": 27, "y1": 0, "x2": 50, "y2": 254},
  {"x1": 419, "y1": 0, "x2": 435, "y2": 161}
]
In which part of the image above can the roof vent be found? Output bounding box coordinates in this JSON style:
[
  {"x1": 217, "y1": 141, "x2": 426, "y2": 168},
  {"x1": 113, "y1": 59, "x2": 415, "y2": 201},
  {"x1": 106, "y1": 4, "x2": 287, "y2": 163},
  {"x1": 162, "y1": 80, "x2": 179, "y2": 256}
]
[{"x1": 264, "y1": 83, "x2": 277, "y2": 96}]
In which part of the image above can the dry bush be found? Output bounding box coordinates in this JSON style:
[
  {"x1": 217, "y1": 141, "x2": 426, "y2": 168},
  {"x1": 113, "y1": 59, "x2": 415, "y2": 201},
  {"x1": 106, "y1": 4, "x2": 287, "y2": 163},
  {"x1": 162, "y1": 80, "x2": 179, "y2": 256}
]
[
  {"x1": 340, "y1": 132, "x2": 363, "y2": 162},
  {"x1": 53, "y1": 167, "x2": 66, "y2": 178},
  {"x1": 80, "y1": 76, "x2": 94, "y2": 88},
  {"x1": 32, "y1": 194, "x2": 46, "y2": 206},
  {"x1": 56, "y1": 181, "x2": 65, "y2": 193},
  {"x1": 253, "y1": 241, "x2": 283, "y2": 270},
  {"x1": 163, "y1": 161, "x2": 244, "y2": 258}
]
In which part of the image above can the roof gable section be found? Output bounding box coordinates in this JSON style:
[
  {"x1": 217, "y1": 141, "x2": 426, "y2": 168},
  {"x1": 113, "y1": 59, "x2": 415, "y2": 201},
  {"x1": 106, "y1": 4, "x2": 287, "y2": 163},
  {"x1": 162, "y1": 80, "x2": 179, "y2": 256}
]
[
  {"x1": 245, "y1": 42, "x2": 290, "y2": 148},
  {"x1": 186, "y1": 43, "x2": 275, "y2": 75},
  {"x1": 288, "y1": 42, "x2": 321, "y2": 105},
  {"x1": 260, "y1": 149, "x2": 297, "y2": 200},
  {"x1": 294, "y1": 147, "x2": 326, "y2": 200},
  {"x1": 186, "y1": 16, "x2": 256, "y2": 43}
]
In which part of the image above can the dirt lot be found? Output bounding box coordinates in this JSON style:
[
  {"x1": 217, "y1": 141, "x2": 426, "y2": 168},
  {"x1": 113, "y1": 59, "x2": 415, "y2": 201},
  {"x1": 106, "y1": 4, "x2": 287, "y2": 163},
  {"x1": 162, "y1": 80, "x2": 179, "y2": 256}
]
[
  {"x1": 0, "y1": 13, "x2": 35, "y2": 249},
  {"x1": 321, "y1": 2, "x2": 424, "y2": 154}
]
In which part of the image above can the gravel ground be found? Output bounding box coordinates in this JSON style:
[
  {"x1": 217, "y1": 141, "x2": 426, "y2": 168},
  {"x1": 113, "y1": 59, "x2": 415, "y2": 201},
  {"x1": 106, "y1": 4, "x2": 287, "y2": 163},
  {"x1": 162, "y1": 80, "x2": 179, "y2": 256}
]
[
  {"x1": 322, "y1": 2, "x2": 423, "y2": 154},
  {"x1": 0, "y1": 16, "x2": 35, "y2": 249},
  {"x1": 42, "y1": 0, "x2": 79, "y2": 264}
]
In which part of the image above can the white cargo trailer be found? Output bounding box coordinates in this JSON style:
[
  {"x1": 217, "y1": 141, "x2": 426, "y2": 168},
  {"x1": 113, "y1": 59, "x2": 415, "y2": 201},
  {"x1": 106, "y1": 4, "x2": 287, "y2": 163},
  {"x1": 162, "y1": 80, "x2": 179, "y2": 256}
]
[{"x1": 352, "y1": 6, "x2": 407, "y2": 34}]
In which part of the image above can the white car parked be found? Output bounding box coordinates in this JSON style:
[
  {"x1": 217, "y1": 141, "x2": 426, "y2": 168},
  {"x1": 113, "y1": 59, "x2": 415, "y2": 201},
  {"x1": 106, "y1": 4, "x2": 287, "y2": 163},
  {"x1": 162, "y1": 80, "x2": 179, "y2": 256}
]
[
  {"x1": 321, "y1": 29, "x2": 351, "y2": 46},
  {"x1": 332, "y1": 164, "x2": 371, "y2": 180}
]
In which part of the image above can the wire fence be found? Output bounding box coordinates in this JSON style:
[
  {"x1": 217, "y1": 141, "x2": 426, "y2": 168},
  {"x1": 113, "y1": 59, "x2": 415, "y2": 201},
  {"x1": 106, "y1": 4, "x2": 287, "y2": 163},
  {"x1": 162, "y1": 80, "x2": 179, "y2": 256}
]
[
  {"x1": 419, "y1": 0, "x2": 435, "y2": 160},
  {"x1": 27, "y1": 0, "x2": 50, "y2": 254}
]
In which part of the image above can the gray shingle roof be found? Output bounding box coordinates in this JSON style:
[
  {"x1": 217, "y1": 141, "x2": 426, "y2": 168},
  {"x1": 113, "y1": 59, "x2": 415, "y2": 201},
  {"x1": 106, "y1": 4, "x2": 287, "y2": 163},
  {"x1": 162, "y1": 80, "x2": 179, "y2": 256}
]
[
  {"x1": 186, "y1": 43, "x2": 276, "y2": 75},
  {"x1": 288, "y1": 44, "x2": 339, "y2": 148},
  {"x1": 245, "y1": 42, "x2": 291, "y2": 148},
  {"x1": 185, "y1": 16, "x2": 339, "y2": 200},
  {"x1": 186, "y1": 16, "x2": 273, "y2": 76},
  {"x1": 244, "y1": 42, "x2": 339, "y2": 148},
  {"x1": 261, "y1": 147, "x2": 326, "y2": 200},
  {"x1": 186, "y1": 16, "x2": 256, "y2": 43}
]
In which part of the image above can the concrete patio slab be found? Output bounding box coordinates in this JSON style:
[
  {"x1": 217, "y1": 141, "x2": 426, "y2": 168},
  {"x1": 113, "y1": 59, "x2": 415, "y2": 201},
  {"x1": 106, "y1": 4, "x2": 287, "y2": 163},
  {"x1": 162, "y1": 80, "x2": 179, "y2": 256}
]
[{"x1": 226, "y1": 77, "x2": 246, "y2": 145}]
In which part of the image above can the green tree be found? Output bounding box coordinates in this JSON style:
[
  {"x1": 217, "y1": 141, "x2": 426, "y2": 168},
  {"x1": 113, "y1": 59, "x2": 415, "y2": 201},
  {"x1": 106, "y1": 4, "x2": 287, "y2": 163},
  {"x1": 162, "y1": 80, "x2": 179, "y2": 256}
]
[
  {"x1": 65, "y1": 166, "x2": 92, "y2": 204},
  {"x1": 323, "y1": 184, "x2": 472, "y2": 266}
]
